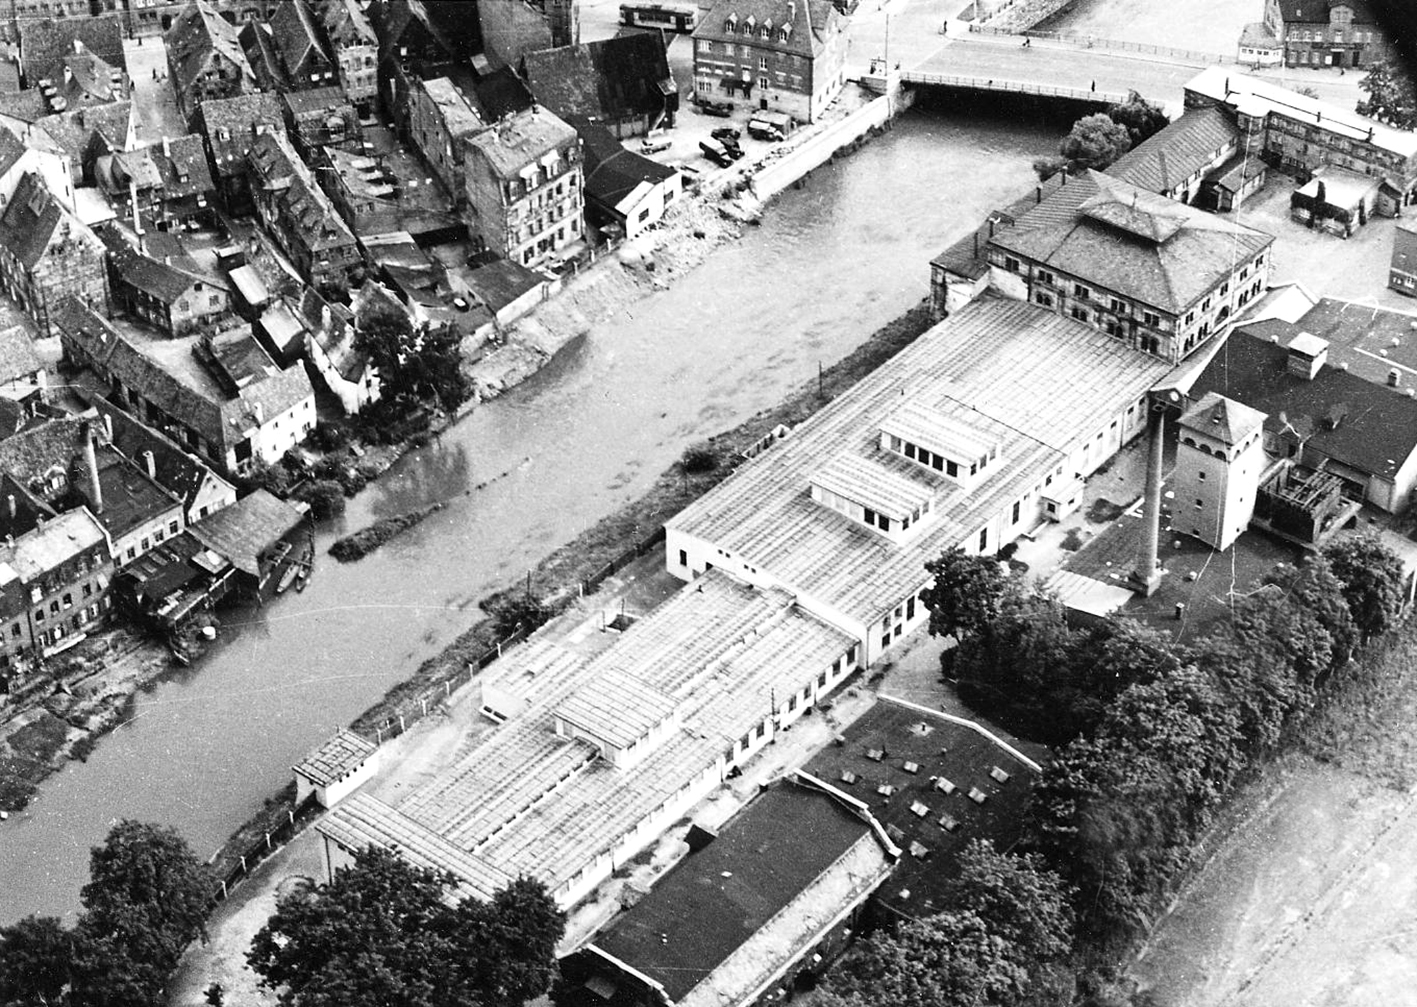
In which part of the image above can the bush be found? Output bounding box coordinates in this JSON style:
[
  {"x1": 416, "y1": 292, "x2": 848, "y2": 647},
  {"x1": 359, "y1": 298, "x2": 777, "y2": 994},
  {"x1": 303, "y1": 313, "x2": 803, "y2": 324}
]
[
  {"x1": 295, "y1": 480, "x2": 346, "y2": 520},
  {"x1": 681, "y1": 442, "x2": 719, "y2": 474},
  {"x1": 309, "y1": 420, "x2": 351, "y2": 453}
]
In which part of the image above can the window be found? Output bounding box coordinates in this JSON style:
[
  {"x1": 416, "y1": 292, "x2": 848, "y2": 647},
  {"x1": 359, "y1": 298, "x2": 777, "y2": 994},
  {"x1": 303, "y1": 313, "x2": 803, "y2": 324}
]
[
  {"x1": 1142, "y1": 311, "x2": 1160, "y2": 326},
  {"x1": 62, "y1": 593, "x2": 72, "y2": 608},
  {"x1": 979, "y1": 527, "x2": 988, "y2": 552},
  {"x1": 1073, "y1": 283, "x2": 1090, "y2": 299},
  {"x1": 1034, "y1": 292, "x2": 1053, "y2": 307},
  {"x1": 1036, "y1": 269, "x2": 1053, "y2": 284},
  {"x1": 83, "y1": 583, "x2": 92, "y2": 597},
  {"x1": 758, "y1": 56, "x2": 767, "y2": 71},
  {"x1": 678, "y1": 549, "x2": 687, "y2": 567},
  {"x1": 1071, "y1": 306, "x2": 1090, "y2": 322},
  {"x1": 1003, "y1": 256, "x2": 1020, "y2": 272},
  {"x1": 1110, "y1": 297, "x2": 1127, "y2": 313}
]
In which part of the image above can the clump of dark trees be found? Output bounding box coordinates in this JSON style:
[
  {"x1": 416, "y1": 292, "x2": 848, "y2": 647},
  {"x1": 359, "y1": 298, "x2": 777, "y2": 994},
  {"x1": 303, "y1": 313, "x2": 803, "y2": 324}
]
[
  {"x1": 818, "y1": 534, "x2": 1406, "y2": 1007},
  {"x1": 1034, "y1": 91, "x2": 1169, "y2": 181},
  {"x1": 247, "y1": 846, "x2": 564, "y2": 1007},
  {"x1": 0, "y1": 820, "x2": 215, "y2": 1006}
]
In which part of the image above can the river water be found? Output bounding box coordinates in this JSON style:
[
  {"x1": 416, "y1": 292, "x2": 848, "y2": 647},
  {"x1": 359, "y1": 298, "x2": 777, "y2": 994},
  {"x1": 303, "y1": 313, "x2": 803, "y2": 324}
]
[{"x1": 0, "y1": 106, "x2": 1058, "y2": 923}]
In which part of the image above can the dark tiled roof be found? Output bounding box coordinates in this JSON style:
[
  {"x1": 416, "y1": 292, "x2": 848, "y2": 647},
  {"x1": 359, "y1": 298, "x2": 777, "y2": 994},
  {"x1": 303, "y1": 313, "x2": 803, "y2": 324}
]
[
  {"x1": 591, "y1": 780, "x2": 885, "y2": 1003},
  {"x1": 0, "y1": 171, "x2": 65, "y2": 271},
  {"x1": 19, "y1": 15, "x2": 126, "y2": 84},
  {"x1": 377, "y1": 0, "x2": 483, "y2": 63},
  {"x1": 269, "y1": 0, "x2": 333, "y2": 79},
  {"x1": 0, "y1": 322, "x2": 42, "y2": 385},
  {"x1": 928, "y1": 172, "x2": 1070, "y2": 280},
  {"x1": 239, "y1": 20, "x2": 292, "y2": 91},
  {"x1": 85, "y1": 442, "x2": 183, "y2": 542},
  {"x1": 522, "y1": 32, "x2": 672, "y2": 125},
  {"x1": 990, "y1": 170, "x2": 1273, "y2": 314},
  {"x1": 38, "y1": 102, "x2": 133, "y2": 161},
  {"x1": 578, "y1": 121, "x2": 677, "y2": 210},
  {"x1": 693, "y1": 0, "x2": 844, "y2": 58},
  {"x1": 280, "y1": 84, "x2": 350, "y2": 116},
  {"x1": 459, "y1": 258, "x2": 543, "y2": 313},
  {"x1": 1107, "y1": 107, "x2": 1241, "y2": 195},
  {"x1": 801, "y1": 697, "x2": 1041, "y2": 921},
  {"x1": 1178, "y1": 390, "x2": 1266, "y2": 446},
  {"x1": 167, "y1": 0, "x2": 253, "y2": 97},
  {"x1": 319, "y1": 0, "x2": 377, "y2": 47},
  {"x1": 0, "y1": 124, "x2": 25, "y2": 178},
  {"x1": 44, "y1": 43, "x2": 126, "y2": 105},
  {"x1": 0, "y1": 417, "x2": 86, "y2": 496},
  {"x1": 93, "y1": 394, "x2": 224, "y2": 516},
  {"x1": 1187, "y1": 327, "x2": 1417, "y2": 480},
  {"x1": 197, "y1": 91, "x2": 285, "y2": 137},
  {"x1": 190, "y1": 488, "x2": 304, "y2": 576},
  {"x1": 110, "y1": 244, "x2": 212, "y2": 305}
]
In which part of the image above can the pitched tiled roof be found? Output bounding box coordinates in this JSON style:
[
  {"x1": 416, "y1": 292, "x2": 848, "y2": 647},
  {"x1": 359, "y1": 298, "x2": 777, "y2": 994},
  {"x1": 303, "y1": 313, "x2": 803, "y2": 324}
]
[
  {"x1": 318, "y1": 0, "x2": 377, "y2": 47},
  {"x1": 578, "y1": 121, "x2": 677, "y2": 207},
  {"x1": 1178, "y1": 391, "x2": 1266, "y2": 446},
  {"x1": 693, "y1": 0, "x2": 844, "y2": 58},
  {"x1": 19, "y1": 15, "x2": 126, "y2": 84},
  {"x1": 522, "y1": 32, "x2": 673, "y2": 125},
  {"x1": 43, "y1": 43, "x2": 126, "y2": 106},
  {"x1": 166, "y1": 0, "x2": 254, "y2": 96},
  {"x1": 0, "y1": 323, "x2": 42, "y2": 385},
  {"x1": 197, "y1": 91, "x2": 285, "y2": 139},
  {"x1": 1276, "y1": 0, "x2": 1376, "y2": 24},
  {"x1": 1107, "y1": 106, "x2": 1241, "y2": 195},
  {"x1": 376, "y1": 0, "x2": 483, "y2": 63},
  {"x1": 37, "y1": 102, "x2": 133, "y2": 161},
  {"x1": 269, "y1": 0, "x2": 333, "y2": 78},
  {"x1": 239, "y1": 20, "x2": 292, "y2": 91},
  {"x1": 989, "y1": 170, "x2": 1273, "y2": 314},
  {"x1": 0, "y1": 125, "x2": 28, "y2": 185},
  {"x1": 93, "y1": 393, "x2": 228, "y2": 516},
  {"x1": 109, "y1": 244, "x2": 214, "y2": 305},
  {"x1": 190, "y1": 488, "x2": 304, "y2": 575},
  {"x1": 0, "y1": 172, "x2": 70, "y2": 271},
  {"x1": 0, "y1": 417, "x2": 86, "y2": 495}
]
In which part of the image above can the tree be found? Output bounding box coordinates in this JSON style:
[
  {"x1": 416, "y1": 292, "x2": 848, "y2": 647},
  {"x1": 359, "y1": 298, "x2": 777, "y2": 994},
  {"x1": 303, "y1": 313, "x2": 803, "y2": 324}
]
[
  {"x1": 0, "y1": 916, "x2": 73, "y2": 1007},
  {"x1": 248, "y1": 847, "x2": 564, "y2": 1007},
  {"x1": 1324, "y1": 534, "x2": 1407, "y2": 641},
  {"x1": 1356, "y1": 55, "x2": 1417, "y2": 129},
  {"x1": 922, "y1": 547, "x2": 1013, "y2": 643},
  {"x1": 1059, "y1": 114, "x2": 1132, "y2": 174},
  {"x1": 355, "y1": 302, "x2": 471, "y2": 415},
  {"x1": 78, "y1": 820, "x2": 214, "y2": 1002},
  {"x1": 1106, "y1": 91, "x2": 1169, "y2": 147}
]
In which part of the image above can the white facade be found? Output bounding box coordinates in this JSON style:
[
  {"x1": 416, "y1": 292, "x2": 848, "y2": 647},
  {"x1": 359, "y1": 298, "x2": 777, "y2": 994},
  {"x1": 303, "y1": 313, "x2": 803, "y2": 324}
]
[{"x1": 1172, "y1": 393, "x2": 1268, "y2": 551}]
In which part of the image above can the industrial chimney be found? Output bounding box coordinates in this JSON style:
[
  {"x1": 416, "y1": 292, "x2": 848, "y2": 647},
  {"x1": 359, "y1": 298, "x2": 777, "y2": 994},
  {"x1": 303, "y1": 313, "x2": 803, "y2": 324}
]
[{"x1": 84, "y1": 428, "x2": 103, "y2": 515}]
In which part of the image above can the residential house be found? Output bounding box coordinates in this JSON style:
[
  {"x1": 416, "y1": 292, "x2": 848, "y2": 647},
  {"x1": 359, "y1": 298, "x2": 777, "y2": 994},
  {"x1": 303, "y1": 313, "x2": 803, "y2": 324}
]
[
  {"x1": 1185, "y1": 67, "x2": 1417, "y2": 211},
  {"x1": 188, "y1": 487, "x2": 309, "y2": 601},
  {"x1": 17, "y1": 15, "x2": 127, "y2": 87},
  {"x1": 557, "y1": 775, "x2": 896, "y2": 1007},
  {"x1": 310, "y1": 143, "x2": 398, "y2": 232},
  {"x1": 522, "y1": 31, "x2": 677, "y2": 138},
  {"x1": 246, "y1": 130, "x2": 361, "y2": 292},
  {"x1": 1261, "y1": 0, "x2": 1389, "y2": 69},
  {"x1": 445, "y1": 256, "x2": 547, "y2": 330},
  {"x1": 0, "y1": 507, "x2": 112, "y2": 687},
  {"x1": 74, "y1": 435, "x2": 187, "y2": 568},
  {"x1": 944, "y1": 170, "x2": 1273, "y2": 364},
  {"x1": 165, "y1": 0, "x2": 257, "y2": 123},
  {"x1": 92, "y1": 397, "x2": 238, "y2": 525},
  {"x1": 1391, "y1": 219, "x2": 1417, "y2": 298},
  {"x1": 316, "y1": 0, "x2": 378, "y2": 113},
  {"x1": 801, "y1": 696, "x2": 1041, "y2": 924},
  {"x1": 0, "y1": 171, "x2": 108, "y2": 336},
  {"x1": 55, "y1": 297, "x2": 316, "y2": 477},
  {"x1": 0, "y1": 318, "x2": 43, "y2": 405},
  {"x1": 374, "y1": 0, "x2": 485, "y2": 67},
  {"x1": 463, "y1": 105, "x2": 583, "y2": 267},
  {"x1": 304, "y1": 288, "x2": 380, "y2": 413},
  {"x1": 406, "y1": 74, "x2": 485, "y2": 198},
  {"x1": 1237, "y1": 19, "x2": 1284, "y2": 66},
  {"x1": 94, "y1": 135, "x2": 216, "y2": 231},
  {"x1": 239, "y1": 20, "x2": 292, "y2": 92},
  {"x1": 691, "y1": 0, "x2": 849, "y2": 124},
  {"x1": 29, "y1": 41, "x2": 129, "y2": 114},
  {"x1": 1105, "y1": 105, "x2": 1266, "y2": 211},
  {"x1": 123, "y1": 0, "x2": 283, "y2": 39},
  {"x1": 577, "y1": 121, "x2": 682, "y2": 239},
  {"x1": 268, "y1": 0, "x2": 339, "y2": 90},
  {"x1": 318, "y1": 564, "x2": 863, "y2": 909},
  {"x1": 280, "y1": 85, "x2": 360, "y2": 155},
  {"x1": 29, "y1": 102, "x2": 134, "y2": 194},
  {"x1": 0, "y1": 120, "x2": 76, "y2": 223},
  {"x1": 106, "y1": 242, "x2": 231, "y2": 336},
  {"x1": 192, "y1": 91, "x2": 287, "y2": 212},
  {"x1": 665, "y1": 297, "x2": 1172, "y2": 668}
]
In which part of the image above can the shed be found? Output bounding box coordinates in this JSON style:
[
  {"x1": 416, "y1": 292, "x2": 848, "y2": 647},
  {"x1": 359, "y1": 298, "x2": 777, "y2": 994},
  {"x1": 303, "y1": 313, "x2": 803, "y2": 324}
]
[
  {"x1": 1291, "y1": 169, "x2": 1382, "y2": 238},
  {"x1": 294, "y1": 729, "x2": 381, "y2": 807}
]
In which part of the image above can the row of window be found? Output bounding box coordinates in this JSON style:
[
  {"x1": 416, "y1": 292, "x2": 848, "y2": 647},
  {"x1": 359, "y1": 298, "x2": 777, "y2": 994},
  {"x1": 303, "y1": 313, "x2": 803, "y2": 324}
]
[{"x1": 886, "y1": 433, "x2": 990, "y2": 481}]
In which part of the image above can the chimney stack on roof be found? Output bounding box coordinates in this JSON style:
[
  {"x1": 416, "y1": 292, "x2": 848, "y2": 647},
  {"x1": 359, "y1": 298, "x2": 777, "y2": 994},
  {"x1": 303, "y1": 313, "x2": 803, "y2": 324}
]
[
  {"x1": 102, "y1": 412, "x2": 113, "y2": 441},
  {"x1": 84, "y1": 427, "x2": 103, "y2": 515},
  {"x1": 143, "y1": 450, "x2": 156, "y2": 480},
  {"x1": 1286, "y1": 332, "x2": 1328, "y2": 381},
  {"x1": 6, "y1": 495, "x2": 14, "y2": 521}
]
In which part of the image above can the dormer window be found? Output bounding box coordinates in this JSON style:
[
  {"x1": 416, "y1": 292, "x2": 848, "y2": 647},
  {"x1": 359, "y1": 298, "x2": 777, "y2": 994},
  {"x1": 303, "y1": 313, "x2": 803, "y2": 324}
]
[
  {"x1": 742, "y1": 14, "x2": 755, "y2": 33},
  {"x1": 724, "y1": 13, "x2": 737, "y2": 31},
  {"x1": 811, "y1": 453, "x2": 933, "y2": 540},
  {"x1": 779, "y1": 23, "x2": 792, "y2": 40},
  {"x1": 879, "y1": 401, "x2": 1001, "y2": 489}
]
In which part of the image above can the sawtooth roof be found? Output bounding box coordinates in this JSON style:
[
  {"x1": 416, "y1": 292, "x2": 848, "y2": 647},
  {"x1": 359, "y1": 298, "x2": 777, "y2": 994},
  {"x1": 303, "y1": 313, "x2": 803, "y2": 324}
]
[{"x1": 989, "y1": 170, "x2": 1273, "y2": 314}]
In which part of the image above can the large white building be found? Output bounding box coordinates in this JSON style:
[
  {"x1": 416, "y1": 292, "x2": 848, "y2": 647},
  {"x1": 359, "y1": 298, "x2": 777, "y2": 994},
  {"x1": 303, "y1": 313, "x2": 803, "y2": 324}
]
[{"x1": 665, "y1": 297, "x2": 1172, "y2": 666}]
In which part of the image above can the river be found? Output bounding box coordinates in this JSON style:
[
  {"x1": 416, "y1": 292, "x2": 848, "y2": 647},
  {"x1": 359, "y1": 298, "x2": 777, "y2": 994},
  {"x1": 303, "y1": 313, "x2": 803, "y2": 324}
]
[{"x1": 0, "y1": 105, "x2": 1060, "y2": 923}]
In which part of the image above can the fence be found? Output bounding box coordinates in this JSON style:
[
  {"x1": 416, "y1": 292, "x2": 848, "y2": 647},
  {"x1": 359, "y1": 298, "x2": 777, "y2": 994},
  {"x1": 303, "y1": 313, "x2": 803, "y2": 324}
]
[
  {"x1": 579, "y1": 525, "x2": 668, "y2": 599},
  {"x1": 901, "y1": 71, "x2": 1128, "y2": 104},
  {"x1": 968, "y1": 22, "x2": 1234, "y2": 65},
  {"x1": 211, "y1": 792, "x2": 322, "y2": 904}
]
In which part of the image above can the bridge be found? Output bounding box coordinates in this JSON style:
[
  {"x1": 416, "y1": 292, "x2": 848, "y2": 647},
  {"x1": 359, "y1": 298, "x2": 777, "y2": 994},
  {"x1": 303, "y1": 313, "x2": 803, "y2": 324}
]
[{"x1": 844, "y1": 0, "x2": 1363, "y2": 112}]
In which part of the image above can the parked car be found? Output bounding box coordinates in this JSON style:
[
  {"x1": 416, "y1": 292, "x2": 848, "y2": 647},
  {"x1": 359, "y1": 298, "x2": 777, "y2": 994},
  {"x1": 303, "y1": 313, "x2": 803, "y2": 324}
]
[
  {"x1": 711, "y1": 126, "x2": 741, "y2": 143},
  {"x1": 699, "y1": 137, "x2": 735, "y2": 167},
  {"x1": 697, "y1": 98, "x2": 734, "y2": 118},
  {"x1": 640, "y1": 136, "x2": 672, "y2": 154}
]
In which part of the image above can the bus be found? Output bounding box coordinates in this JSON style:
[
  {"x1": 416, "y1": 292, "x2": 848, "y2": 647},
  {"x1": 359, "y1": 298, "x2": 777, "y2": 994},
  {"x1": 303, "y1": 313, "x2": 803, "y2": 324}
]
[{"x1": 619, "y1": 2, "x2": 698, "y2": 32}]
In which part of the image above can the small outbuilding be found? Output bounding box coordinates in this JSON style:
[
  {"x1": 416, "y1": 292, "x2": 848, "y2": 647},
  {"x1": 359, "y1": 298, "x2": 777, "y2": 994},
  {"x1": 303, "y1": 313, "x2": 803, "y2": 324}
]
[
  {"x1": 1290, "y1": 169, "x2": 1382, "y2": 238},
  {"x1": 294, "y1": 728, "x2": 380, "y2": 808}
]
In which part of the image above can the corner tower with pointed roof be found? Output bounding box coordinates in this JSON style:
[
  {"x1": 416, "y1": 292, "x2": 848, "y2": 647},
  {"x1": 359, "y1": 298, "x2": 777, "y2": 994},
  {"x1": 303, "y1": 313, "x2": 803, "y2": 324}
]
[{"x1": 1173, "y1": 391, "x2": 1267, "y2": 551}]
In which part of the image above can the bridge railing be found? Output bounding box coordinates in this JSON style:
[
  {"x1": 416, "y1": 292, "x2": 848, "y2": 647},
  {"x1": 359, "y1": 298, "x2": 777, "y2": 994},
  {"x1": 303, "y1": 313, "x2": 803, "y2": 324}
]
[
  {"x1": 900, "y1": 71, "x2": 1127, "y2": 104},
  {"x1": 967, "y1": 23, "x2": 1235, "y2": 66}
]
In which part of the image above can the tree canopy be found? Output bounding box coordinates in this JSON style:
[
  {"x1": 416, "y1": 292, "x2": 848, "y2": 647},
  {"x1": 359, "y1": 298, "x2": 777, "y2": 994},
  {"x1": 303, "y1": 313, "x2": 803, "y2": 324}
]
[
  {"x1": 817, "y1": 841, "x2": 1073, "y2": 1007},
  {"x1": 355, "y1": 302, "x2": 471, "y2": 415},
  {"x1": 1106, "y1": 91, "x2": 1170, "y2": 147},
  {"x1": 921, "y1": 547, "x2": 1013, "y2": 643},
  {"x1": 1356, "y1": 55, "x2": 1417, "y2": 129},
  {"x1": 1059, "y1": 114, "x2": 1133, "y2": 174},
  {"x1": 1323, "y1": 534, "x2": 1408, "y2": 640},
  {"x1": 0, "y1": 821, "x2": 213, "y2": 1007},
  {"x1": 248, "y1": 847, "x2": 564, "y2": 1007}
]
